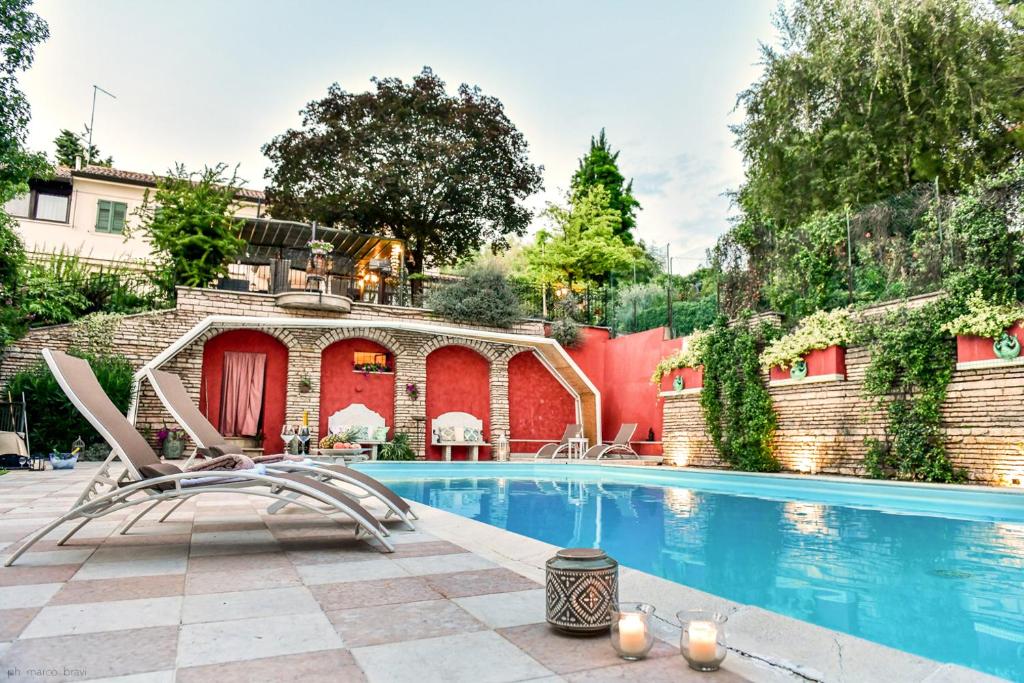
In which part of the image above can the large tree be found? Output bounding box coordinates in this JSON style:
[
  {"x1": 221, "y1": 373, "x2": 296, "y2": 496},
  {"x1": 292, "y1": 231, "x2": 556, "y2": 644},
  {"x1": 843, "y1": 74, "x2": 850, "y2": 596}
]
[
  {"x1": 734, "y1": 0, "x2": 1024, "y2": 229},
  {"x1": 525, "y1": 186, "x2": 642, "y2": 288},
  {"x1": 262, "y1": 68, "x2": 544, "y2": 281},
  {"x1": 571, "y1": 129, "x2": 640, "y2": 242},
  {"x1": 54, "y1": 128, "x2": 112, "y2": 167},
  {"x1": 0, "y1": 0, "x2": 49, "y2": 347}
]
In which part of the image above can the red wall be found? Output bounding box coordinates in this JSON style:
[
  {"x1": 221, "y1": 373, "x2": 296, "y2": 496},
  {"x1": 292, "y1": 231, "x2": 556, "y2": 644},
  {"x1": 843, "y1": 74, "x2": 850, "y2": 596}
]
[
  {"x1": 956, "y1": 322, "x2": 1024, "y2": 363},
  {"x1": 320, "y1": 339, "x2": 395, "y2": 439},
  {"x1": 425, "y1": 346, "x2": 491, "y2": 460},
  {"x1": 565, "y1": 326, "x2": 682, "y2": 455},
  {"x1": 507, "y1": 351, "x2": 577, "y2": 453},
  {"x1": 769, "y1": 345, "x2": 847, "y2": 381},
  {"x1": 200, "y1": 330, "x2": 288, "y2": 454}
]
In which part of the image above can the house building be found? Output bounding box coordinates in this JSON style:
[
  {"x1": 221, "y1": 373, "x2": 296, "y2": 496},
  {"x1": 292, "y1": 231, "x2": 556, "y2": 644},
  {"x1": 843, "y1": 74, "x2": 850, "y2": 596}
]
[{"x1": 4, "y1": 164, "x2": 264, "y2": 264}]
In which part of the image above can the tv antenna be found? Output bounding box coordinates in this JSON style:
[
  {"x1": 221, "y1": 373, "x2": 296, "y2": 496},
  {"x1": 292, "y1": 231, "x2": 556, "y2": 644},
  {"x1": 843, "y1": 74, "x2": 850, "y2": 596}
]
[{"x1": 85, "y1": 84, "x2": 116, "y2": 164}]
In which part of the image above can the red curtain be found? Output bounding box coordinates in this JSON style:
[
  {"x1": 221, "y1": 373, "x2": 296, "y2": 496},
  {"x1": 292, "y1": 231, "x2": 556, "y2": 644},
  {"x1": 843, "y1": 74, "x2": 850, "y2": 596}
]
[{"x1": 220, "y1": 352, "x2": 267, "y2": 436}]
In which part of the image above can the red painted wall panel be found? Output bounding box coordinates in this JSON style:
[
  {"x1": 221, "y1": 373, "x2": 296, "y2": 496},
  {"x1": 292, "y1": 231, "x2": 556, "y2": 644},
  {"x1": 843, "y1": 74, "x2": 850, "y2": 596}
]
[
  {"x1": 956, "y1": 322, "x2": 1024, "y2": 363},
  {"x1": 660, "y1": 366, "x2": 704, "y2": 392},
  {"x1": 507, "y1": 351, "x2": 577, "y2": 453},
  {"x1": 769, "y1": 345, "x2": 847, "y2": 381},
  {"x1": 425, "y1": 346, "x2": 491, "y2": 460},
  {"x1": 200, "y1": 330, "x2": 288, "y2": 454},
  {"x1": 320, "y1": 339, "x2": 395, "y2": 439}
]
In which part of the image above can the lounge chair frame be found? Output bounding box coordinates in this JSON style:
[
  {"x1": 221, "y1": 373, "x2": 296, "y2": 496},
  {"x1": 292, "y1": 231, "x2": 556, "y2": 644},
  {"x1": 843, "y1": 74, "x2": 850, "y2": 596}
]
[
  {"x1": 582, "y1": 423, "x2": 641, "y2": 460},
  {"x1": 4, "y1": 350, "x2": 395, "y2": 567},
  {"x1": 143, "y1": 367, "x2": 417, "y2": 530},
  {"x1": 534, "y1": 424, "x2": 583, "y2": 459}
]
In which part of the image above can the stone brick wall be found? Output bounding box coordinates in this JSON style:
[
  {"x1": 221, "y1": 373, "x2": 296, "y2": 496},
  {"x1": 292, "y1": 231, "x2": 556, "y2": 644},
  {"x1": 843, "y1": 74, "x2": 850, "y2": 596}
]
[
  {"x1": 0, "y1": 287, "x2": 548, "y2": 458},
  {"x1": 662, "y1": 321, "x2": 1024, "y2": 486}
]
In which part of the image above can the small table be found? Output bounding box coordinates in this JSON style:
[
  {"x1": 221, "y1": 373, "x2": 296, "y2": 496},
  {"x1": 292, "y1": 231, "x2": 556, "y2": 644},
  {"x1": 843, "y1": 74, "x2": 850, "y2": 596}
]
[
  {"x1": 310, "y1": 448, "x2": 370, "y2": 464},
  {"x1": 567, "y1": 437, "x2": 589, "y2": 460},
  {"x1": 435, "y1": 442, "x2": 489, "y2": 462}
]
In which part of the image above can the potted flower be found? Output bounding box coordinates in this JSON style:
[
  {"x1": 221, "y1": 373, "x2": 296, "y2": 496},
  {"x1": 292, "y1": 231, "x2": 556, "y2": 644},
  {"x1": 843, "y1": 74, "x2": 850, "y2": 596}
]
[
  {"x1": 298, "y1": 375, "x2": 313, "y2": 393},
  {"x1": 651, "y1": 329, "x2": 709, "y2": 392},
  {"x1": 307, "y1": 239, "x2": 333, "y2": 256},
  {"x1": 943, "y1": 291, "x2": 1024, "y2": 364},
  {"x1": 761, "y1": 308, "x2": 852, "y2": 382},
  {"x1": 405, "y1": 382, "x2": 420, "y2": 401},
  {"x1": 157, "y1": 426, "x2": 186, "y2": 459}
]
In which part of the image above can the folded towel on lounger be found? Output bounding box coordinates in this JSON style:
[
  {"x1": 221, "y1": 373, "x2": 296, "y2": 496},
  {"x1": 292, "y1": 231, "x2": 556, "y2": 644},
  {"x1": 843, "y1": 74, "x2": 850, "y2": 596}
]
[
  {"x1": 251, "y1": 453, "x2": 306, "y2": 464},
  {"x1": 186, "y1": 453, "x2": 255, "y2": 472}
]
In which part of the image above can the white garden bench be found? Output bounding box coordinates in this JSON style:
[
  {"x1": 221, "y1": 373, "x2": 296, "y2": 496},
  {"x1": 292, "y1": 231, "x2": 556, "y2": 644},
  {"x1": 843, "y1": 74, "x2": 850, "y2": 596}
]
[
  {"x1": 431, "y1": 411, "x2": 489, "y2": 461},
  {"x1": 327, "y1": 404, "x2": 389, "y2": 460}
]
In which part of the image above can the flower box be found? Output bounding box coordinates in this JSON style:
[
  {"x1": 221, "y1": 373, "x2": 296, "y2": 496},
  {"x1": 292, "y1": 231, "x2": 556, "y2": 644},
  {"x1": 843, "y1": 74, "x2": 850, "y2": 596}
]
[
  {"x1": 661, "y1": 366, "x2": 703, "y2": 393},
  {"x1": 955, "y1": 321, "x2": 1024, "y2": 366},
  {"x1": 769, "y1": 345, "x2": 846, "y2": 383}
]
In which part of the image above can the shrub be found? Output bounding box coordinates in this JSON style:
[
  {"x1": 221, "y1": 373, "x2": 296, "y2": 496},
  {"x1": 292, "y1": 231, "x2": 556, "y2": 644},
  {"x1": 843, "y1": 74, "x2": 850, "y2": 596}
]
[
  {"x1": 941, "y1": 291, "x2": 1024, "y2": 340},
  {"x1": 651, "y1": 329, "x2": 711, "y2": 384},
  {"x1": 759, "y1": 308, "x2": 855, "y2": 371},
  {"x1": 548, "y1": 318, "x2": 581, "y2": 347},
  {"x1": 6, "y1": 353, "x2": 134, "y2": 454},
  {"x1": 427, "y1": 264, "x2": 521, "y2": 328},
  {"x1": 378, "y1": 432, "x2": 416, "y2": 461}
]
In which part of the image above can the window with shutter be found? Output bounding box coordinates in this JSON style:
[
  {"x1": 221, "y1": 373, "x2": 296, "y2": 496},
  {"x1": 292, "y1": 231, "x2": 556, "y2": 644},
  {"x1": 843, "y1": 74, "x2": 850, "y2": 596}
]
[{"x1": 95, "y1": 200, "x2": 128, "y2": 233}]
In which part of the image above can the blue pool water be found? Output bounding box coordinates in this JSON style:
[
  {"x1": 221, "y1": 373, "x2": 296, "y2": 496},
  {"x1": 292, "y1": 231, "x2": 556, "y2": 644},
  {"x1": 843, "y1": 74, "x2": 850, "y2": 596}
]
[{"x1": 356, "y1": 463, "x2": 1024, "y2": 681}]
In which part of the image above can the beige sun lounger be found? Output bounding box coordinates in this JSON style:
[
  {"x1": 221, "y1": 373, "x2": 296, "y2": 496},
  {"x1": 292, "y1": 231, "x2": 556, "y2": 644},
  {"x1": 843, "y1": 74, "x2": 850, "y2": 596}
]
[
  {"x1": 4, "y1": 350, "x2": 394, "y2": 567},
  {"x1": 144, "y1": 368, "x2": 417, "y2": 530},
  {"x1": 534, "y1": 424, "x2": 583, "y2": 459},
  {"x1": 582, "y1": 423, "x2": 640, "y2": 460}
]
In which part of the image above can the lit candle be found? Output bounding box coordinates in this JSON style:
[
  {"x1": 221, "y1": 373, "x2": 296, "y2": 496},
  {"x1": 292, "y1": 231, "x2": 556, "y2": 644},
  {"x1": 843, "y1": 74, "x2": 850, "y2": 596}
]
[
  {"x1": 302, "y1": 410, "x2": 308, "y2": 427},
  {"x1": 687, "y1": 620, "x2": 718, "y2": 663},
  {"x1": 617, "y1": 613, "x2": 648, "y2": 657}
]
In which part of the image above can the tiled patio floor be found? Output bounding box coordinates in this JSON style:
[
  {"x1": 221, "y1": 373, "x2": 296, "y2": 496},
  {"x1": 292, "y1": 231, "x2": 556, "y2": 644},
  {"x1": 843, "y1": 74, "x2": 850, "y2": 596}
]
[{"x1": 0, "y1": 465, "x2": 746, "y2": 682}]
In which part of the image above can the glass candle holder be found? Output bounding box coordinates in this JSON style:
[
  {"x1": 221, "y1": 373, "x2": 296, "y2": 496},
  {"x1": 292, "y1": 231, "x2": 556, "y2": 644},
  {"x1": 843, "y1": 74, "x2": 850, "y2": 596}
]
[
  {"x1": 678, "y1": 609, "x2": 728, "y2": 671},
  {"x1": 610, "y1": 602, "x2": 655, "y2": 660}
]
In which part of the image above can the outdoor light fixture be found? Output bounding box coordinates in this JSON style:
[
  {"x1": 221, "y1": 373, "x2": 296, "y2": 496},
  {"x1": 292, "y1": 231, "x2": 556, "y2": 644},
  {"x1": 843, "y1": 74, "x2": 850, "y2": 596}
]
[
  {"x1": 678, "y1": 610, "x2": 728, "y2": 672},
  {"x1": 610, "y1": 602, "x2": 655, "y2": 660},
  {"x1": 546, "y1": 548, "x2": 618, "y2": 634}
]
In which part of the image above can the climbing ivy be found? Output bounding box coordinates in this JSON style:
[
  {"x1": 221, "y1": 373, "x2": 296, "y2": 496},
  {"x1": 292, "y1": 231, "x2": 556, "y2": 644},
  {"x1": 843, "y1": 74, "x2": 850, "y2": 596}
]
[
  {"x1": 699, "y1": 318, "x2": 781, "y2": 472},
  {"x1": 861, "y1": 301, "x2": 966, "y2": 483}
]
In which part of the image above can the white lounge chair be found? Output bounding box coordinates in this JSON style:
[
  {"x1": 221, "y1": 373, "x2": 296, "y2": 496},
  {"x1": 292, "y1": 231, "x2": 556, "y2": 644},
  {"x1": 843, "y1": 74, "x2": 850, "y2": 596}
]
[
  {"x1": 144, "y1": 368, "x2": 417, "y2": 531},
  {"x1": 4, "y1": 350, "x2": 394, "y2": 567},
  {"x1": 581, "y1": 423, "x2": 640, "y2": 460},
  {"x1": 534, "y1": 424, "x2": 583, "y2": 459}
]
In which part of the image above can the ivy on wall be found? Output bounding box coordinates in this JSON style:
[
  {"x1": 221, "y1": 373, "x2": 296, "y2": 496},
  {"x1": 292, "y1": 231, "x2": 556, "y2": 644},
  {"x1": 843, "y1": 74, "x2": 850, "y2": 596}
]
[
  {"x1": 860, "y1": 301, "x2": 966, "y2": 483},
  {"x1": 699, "y1": 318, "x2": 781, "y2": 472}
]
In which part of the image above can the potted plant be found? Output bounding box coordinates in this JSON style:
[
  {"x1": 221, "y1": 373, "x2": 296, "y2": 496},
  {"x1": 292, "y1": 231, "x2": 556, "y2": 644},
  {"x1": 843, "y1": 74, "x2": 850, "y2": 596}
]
[
  {"x1": 943, "y1": 291, "x2": 1024, "y2": 363},
  {"x1": 298, "y1": 375, "x2": 313, "y2": 393},
  {"x1": 307, "y1": 239, "x2": 333, "y2": 256},
  {"x1": 651, "y1": 329, "x2": 709, "y2": 391},
  {"x1": 405, "y1": 382, "x2": 420, "y2": 401},
  {"x1": 157, "y1": 426, "x2": 186, "y2": 460},
  {"x1": 760, "y1": 308, "x2": 853, "y2": 382}
]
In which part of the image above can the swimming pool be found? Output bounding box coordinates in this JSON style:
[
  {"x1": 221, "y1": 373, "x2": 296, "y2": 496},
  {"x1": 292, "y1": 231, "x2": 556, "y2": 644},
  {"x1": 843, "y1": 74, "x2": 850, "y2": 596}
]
[{"x1": 356, "y1": 463, "x2": 1024, "y2": 681}]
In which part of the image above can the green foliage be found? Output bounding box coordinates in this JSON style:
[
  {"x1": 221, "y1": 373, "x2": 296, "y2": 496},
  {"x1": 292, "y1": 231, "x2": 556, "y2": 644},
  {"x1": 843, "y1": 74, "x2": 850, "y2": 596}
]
[
  {"x1": 651, "y1": 329, "x2": 711, "y2": 384},
  {"x1": 378, "y1": 432, "x2": 416, "y2": 461},
  {"x1": 861, "y1": 302, "x2": 965, "y2": 482},
  {"x1": 699, "y1": 320, "x2": 780, "y2": 472},
  {"x1": 428, "y1": 263, "x2": 521, "y2": 328},
  {"x1": 571, "y1": 129, "x2": 641, "y2": 242},
  {"x1": 526, "y1": 186, "x2": 642, "y2": 287},
  {"x1": 133, "y1": 163, "x2": 246, "y2": 297},
  {"x1": 760, "y1": 308, "x2": 854, "y2": 371},
  {"x1": 548, "y1": 318, "x2": 580, "y2": 348},
  {"x1": 263, "y1": 67, "x2": 543, "y2": 279},
  {"x1": 735, "y1": 0, "x2": 1024, "y2": 229},
  {"x1": 762, "y1": 212, "x2": 851, "y2": 319},
  {"x1": 6, "y1": 352, "x2": 134, "y2": 454},
  {"x1": 53, "y1": 128, "x2": 112, "y2": 167},
  {"x1": 942, "y1": 291, "x2": 1024, "y2": 339}
]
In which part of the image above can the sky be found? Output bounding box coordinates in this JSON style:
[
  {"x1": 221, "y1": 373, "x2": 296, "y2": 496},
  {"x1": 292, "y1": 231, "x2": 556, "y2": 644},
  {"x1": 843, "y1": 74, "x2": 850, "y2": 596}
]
[{"x1": 21, "y1": 0, "x2": 777, "y2": 274}]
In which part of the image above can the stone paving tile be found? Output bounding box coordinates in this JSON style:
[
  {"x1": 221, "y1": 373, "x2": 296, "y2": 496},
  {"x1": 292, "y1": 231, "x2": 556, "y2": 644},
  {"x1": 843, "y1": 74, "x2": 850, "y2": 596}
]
[
  {"x1": 176, "y1": 612, "x2": 344, "y2": 668},
  {"x1": 184, "y1": 565, "x2": 303, "y2": 595},
  {"x1": 0, "y1": 607, "x2": 39, "y2": 640},
  {"x1": 0, "y1": 582, "x2": 63, "y2": 608},
  {"x1": 352, "y1": 629, "x2": 553, "y2": 683},
  {"x1": 497, "y1": 622, "x2": 677, "y2": 675},
  {"x1": 311, "y1": 575, "x2": 444, "y2": 611},
  {"x1": 175, "y1": 649, "x2": 367, "y2": 683},
  {"x1": 296, "y1": 557, "x2": 409, "y2": 585},
  {"x1": 381, "y1": 539, "x2": 469, "y2": 558},
  {"x1": 0, "y1": 564, "x2": 79, "y2": 586},
  {"x1": 327, "y1": 598, "x2": 487, "y2": 648},
  {"x1": 392, "y1": 551, "x2": 498, "y2": 576},
  {"x1": 454, "y1": 588, "x2": 548, "y2": 629},
  {"x1": 283, "y1": 539, "x2": 388, "y2": 564},
  {"x1": 181, "y1": 586, "x2": 321, "y2": 624},
  {"x1": 49, "y1": 574, "x2": 185, "y2": 605},
  {"x1": 424, "y1": 567, "x2": 541, "y2": 599},
  {"x1": 186, "y1": 550, "x2": 294, "y2": 574},
  {"x1": 7, "y1": 547, "x2": 95, "y2": 567},
  {"x1": 563, "y1": 655, "x2": 748, "y2": 682},
  {"x1": 3, "y1": 625, "x2": 178, "y2": 682},
  {"x1": 20, "y1": 595, "x2": 183, "y2": 638}
]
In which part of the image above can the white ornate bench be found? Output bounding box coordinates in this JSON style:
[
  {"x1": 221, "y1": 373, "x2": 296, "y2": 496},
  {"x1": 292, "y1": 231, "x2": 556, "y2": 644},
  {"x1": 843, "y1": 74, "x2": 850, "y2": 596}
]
[
  {"x1": 328, "y1": 403, "x2": 388, "y2": 460},
  {"x1": 431, "y1": 411, "x2": 489, "y2": 461}
]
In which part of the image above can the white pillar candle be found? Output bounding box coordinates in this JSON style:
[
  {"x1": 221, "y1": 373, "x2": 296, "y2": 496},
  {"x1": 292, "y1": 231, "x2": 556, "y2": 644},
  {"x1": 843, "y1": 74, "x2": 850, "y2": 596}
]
[
  {"x1": 618, "y1": 613, "x2": 648, "y2": 655},
  {"x1": 688, "y1": 620, "x2": 719, "y2": 663}
]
